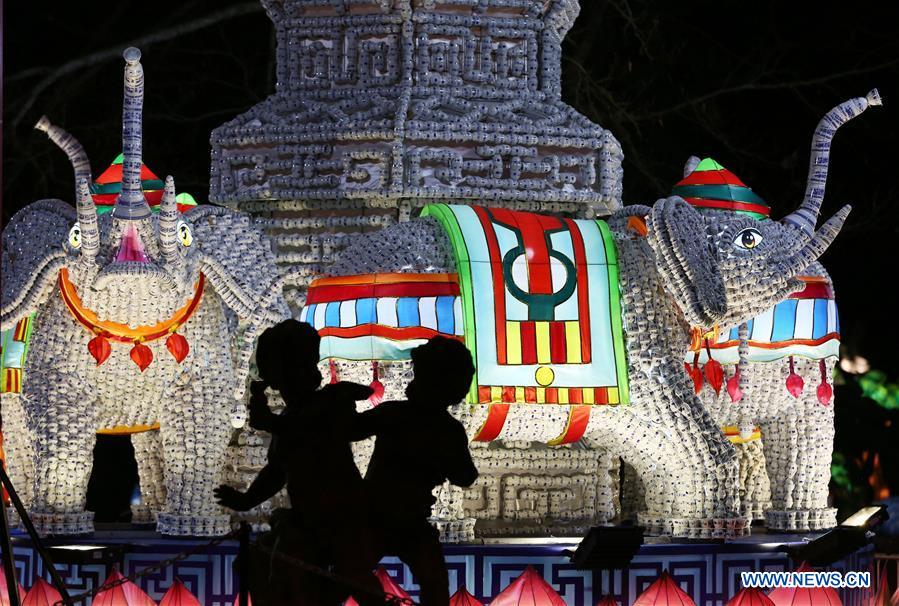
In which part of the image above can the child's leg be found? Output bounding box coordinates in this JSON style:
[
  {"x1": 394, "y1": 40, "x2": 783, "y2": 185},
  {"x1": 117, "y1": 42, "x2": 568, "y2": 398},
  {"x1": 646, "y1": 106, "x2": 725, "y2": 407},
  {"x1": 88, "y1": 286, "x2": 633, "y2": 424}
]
[
  {"x1": 394, "y1": 523, "x2": 449, "y2": 606},
  {"x1": 322, "y1": 518, "x2": 383, "y2": 606}
]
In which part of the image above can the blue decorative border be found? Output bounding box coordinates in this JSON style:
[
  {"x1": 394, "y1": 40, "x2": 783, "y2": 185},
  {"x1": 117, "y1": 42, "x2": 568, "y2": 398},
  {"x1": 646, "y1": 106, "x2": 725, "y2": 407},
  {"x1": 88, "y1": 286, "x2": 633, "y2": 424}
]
[{"x1": 10, "y1": 534, "x2": 874, "y2": 606}]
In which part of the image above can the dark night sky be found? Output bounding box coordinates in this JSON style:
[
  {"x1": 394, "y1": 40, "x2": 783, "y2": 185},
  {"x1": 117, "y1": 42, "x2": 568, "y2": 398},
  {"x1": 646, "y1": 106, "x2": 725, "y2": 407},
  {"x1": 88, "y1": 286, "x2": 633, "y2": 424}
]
[{"x1": 4, "y1": 1, "x2": 899, "y2": 512}]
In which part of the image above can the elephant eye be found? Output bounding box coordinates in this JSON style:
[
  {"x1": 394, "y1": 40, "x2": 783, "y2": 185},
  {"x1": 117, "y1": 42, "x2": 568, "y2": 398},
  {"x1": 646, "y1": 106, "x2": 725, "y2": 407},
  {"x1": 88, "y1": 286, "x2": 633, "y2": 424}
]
[
  {"x1": 177, "y1": 220, "x2": 193, "y2": 247},
  {"x1": 68, "y1": 223, "x2": 81, "y2": 249},
  {"x1": 733, "y1": 228, "x2": 763, "y2": 250}
]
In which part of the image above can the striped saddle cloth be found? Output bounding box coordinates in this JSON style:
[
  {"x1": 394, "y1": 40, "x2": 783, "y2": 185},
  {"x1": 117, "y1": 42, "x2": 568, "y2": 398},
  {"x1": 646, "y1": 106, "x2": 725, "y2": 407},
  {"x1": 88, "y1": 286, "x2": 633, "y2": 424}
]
[{"x1": 687, "y1": 276, "x2": 839, "y2": 365}]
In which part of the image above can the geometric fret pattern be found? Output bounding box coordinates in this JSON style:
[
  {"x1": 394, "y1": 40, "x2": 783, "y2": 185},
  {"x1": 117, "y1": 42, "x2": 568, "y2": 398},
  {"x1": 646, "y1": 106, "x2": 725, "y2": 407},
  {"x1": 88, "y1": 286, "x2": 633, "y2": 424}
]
[{"x1": 10, "y1": 535, "x2": 874, "y2": 606}]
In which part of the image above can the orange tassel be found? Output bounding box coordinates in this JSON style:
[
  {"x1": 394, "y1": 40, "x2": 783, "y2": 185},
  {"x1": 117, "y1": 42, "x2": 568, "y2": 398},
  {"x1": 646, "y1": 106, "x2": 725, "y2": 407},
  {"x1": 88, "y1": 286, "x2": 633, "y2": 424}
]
[
  {"x1": 88, "y1": 335, "x2": 112, "y2": 366},
  {"x1": 130, "y1": 341, "x2": 153, "y2": 372},
  {"x1": 166, "y1": 333, "x2": 190, "y2": 363}
]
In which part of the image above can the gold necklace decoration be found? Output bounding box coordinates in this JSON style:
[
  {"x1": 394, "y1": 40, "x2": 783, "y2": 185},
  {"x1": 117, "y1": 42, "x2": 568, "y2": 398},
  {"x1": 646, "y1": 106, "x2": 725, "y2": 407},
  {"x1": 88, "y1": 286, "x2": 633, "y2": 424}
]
[{"x1": 58, "y1": 268, "x2": 204, "y2": 371}]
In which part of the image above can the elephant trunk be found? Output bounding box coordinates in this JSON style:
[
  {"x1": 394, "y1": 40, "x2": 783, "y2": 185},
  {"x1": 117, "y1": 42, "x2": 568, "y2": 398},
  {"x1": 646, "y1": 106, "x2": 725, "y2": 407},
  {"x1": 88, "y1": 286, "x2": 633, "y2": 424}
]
[
  {"x1": 76, "y1": 179, "x2": 100, "y2": 258},
  {"x1": 34, "y1": 116, "x2": 92, "y2": 201},
  {"x1": 113, "y1": 47, "x2": 151, "y2": 221},
  {"x1": 159, "y1": 176, "x2": 181, "y2": 264},
  {"x1": 782, "y1": 89, "x2": 881, "y2": 235}
]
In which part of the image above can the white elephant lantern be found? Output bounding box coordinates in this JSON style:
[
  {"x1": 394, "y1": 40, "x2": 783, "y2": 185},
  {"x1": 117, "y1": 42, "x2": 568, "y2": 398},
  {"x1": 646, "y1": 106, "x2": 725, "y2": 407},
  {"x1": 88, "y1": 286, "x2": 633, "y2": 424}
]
[
  {"x1": 0, "y1": 48, "x2": 288, "y2": 536},
  {"x1": 307, "y1": 90, "x2": 879, "y2": 538}
]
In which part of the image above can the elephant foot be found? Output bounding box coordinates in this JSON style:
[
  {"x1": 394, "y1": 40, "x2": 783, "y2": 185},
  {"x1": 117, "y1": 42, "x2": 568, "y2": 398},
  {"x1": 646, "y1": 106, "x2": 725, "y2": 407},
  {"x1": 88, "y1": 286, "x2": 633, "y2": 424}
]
[
  {"x1": 433, "y1": 517, "x2": 476, "y2": 543},
  {"x1": 742, "y1": 500, "x2": 772, "y2": 522},
  {"x1": 765, "y1": 508, "x2": 837, "y2": 532},
  {"x1": 130, "y1": 503, "x2": 157, "y2": 525},
  {"x1": 637, "y1": 512, "x2": 674, "y2": 536},
  {"x1": 672, "y1": 516, "x2": 751, "y2": 538},
  {"x1": 156, "y1": 512, "x2": 233, "y2": 537},
  {"x1": 640, "y1": 513, "x2": 750, "y2": 539},
  {"x1": 30, "y1": 511, "x2": 94, "y2": 536}
]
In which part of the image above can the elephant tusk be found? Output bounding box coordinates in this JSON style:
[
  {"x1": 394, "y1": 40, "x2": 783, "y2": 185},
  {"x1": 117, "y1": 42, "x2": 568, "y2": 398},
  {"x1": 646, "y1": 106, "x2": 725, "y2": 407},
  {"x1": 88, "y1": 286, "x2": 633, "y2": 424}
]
[
  {"x1": 158, "y1": 176, "x2": 182, "y2": 267},
  {"x1": 785, "y1": 205, "x2": 852, "y2": 273},
  {"x1": 76, "y1": 179, "x2": 100, "y2": 259}
]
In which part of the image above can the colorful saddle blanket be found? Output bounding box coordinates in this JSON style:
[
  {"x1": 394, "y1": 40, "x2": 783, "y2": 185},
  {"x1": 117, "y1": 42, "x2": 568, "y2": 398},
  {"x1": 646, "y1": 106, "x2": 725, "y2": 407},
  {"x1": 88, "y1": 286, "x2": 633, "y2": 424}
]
[
  {"x1": 301, "y1": 273, "x2": 464, "y2": 360},
  {"x1": 422, "y1": 204, "x2": 629, "y2": 405},
  {"x1": 0, "y1": 317, "x2": 33, "y2": 393},
  {"x1": 306, "y1": 205, "x2": 630, "y2": 408},
  {"x1": 687, "y1": 276, "x2": 840, "y2": 365}
]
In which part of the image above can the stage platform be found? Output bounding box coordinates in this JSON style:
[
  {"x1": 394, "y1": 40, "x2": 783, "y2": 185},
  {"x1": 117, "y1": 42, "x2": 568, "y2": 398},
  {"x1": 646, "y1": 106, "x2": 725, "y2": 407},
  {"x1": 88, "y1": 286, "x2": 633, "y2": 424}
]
[{"x1": 8, "y1": 527, "x2": 874, "y2": 606}]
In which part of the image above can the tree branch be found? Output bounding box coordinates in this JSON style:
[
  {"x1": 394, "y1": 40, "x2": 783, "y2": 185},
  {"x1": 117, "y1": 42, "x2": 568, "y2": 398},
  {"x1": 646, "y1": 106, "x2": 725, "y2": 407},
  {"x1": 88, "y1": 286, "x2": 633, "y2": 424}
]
[{"x1": 9, "y1": 2, "x2": 263, "y2": 128}]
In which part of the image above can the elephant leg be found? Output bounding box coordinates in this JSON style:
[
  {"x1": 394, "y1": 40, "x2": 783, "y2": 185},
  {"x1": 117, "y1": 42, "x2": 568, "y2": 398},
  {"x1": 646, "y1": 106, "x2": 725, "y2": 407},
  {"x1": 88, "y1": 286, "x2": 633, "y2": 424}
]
[
  {"x1": 736, "y1": 440, "x2": 772, "y2": 521},
  {"x1": 156, "y1": 380, "x2": 233, "y2": 536},
  {"x1": 25, "y1": 372, "x2": 97, "y2": 535},
  {"x1": 619, "y1": 461, "x2": 645, "y2": 522},
  {"x1": 587, "y1": 403, "x2": 745, "y2": 538},
  {"x1": 1, "y1": 393, "x2": 36, "y2": 528},
  {"x1": 760, "y1": 358, "x2": 837, "y2": 531},
  {"x1": 583, "y1": 408, "x2": 697, "y2": 536},
  {"x1": 131, "y1": 429, "x2": 166, "y2": 524}
]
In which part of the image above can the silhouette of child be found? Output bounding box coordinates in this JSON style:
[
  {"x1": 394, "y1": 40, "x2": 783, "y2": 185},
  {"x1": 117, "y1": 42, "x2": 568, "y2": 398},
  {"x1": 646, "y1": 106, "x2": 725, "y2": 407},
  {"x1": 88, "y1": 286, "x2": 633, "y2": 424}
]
[
  {"x1": 215, "y1": 319, "x2": 382, "y2": 606},
  {"x1": 349, "y1": 336, "x2": 479, "y2": 606}
]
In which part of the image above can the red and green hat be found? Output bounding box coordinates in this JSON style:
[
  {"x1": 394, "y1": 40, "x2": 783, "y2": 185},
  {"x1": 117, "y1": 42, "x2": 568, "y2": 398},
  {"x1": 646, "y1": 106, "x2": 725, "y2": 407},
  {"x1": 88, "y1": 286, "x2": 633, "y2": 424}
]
[
  {"x1": 89, "y1": 153, "x2": 197, "y2": 214},
  {"x1": 672, "y1": 158, "x2": 770, "y2": 220}
]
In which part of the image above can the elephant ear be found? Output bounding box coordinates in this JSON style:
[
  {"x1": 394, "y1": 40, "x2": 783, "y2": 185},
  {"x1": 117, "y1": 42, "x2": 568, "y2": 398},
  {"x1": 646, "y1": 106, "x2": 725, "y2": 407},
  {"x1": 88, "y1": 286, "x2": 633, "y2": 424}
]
[
  {"x1": 1, "y1": 199, "x2": 75, "y2": 327},
  {"x1": 183, "y1": 205, "x2": 290, "y2": 393}
]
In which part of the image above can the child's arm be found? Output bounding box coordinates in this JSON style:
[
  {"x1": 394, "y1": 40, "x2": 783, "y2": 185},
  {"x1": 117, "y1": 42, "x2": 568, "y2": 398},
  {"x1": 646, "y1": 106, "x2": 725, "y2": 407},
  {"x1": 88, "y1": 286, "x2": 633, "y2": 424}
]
[
  {"x1": 445, "y1": 424, "x2": 479, "y2": 488},
  {"x1": 347, "y1": 401, "x2": 398, "y2": 441},
  {"x1": 214, "y1": 463, "x2": 286, "y2": 511},
  {"x1": 261, "y1": 382, "x2": 374, "y2": 437},
  {"x1": 247, "y1": 381, "x2": 277, "y2": 433}
]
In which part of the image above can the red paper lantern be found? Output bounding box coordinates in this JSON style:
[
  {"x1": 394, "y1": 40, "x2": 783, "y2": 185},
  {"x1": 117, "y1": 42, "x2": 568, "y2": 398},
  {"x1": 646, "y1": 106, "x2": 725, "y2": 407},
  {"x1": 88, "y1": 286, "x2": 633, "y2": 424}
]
[
  {"x1": 92, "y1": 570, "x2": 156, "y2": 606},
  {"x1": 159, "y1": 579, "x2": 201, "y2": 606},
  {"x1": 346, "y1": 566, "x2": 412, "y2": 606},
  {"x1": 450, "y1": 586, "x2": 484, "y2": 606},
  {"x1": 768, "y1": 564, "x2": 842, "y2": 606},
  {"x1": 229, "y1": 591, "x2": 252, "y2": 606},
  {"x1": 596, "y1": 596, "x2": 621, "y2": 606},
  {"x1": 22, "y1": 578, "x2": 62, "y2": 606},
  {"x1": 0, "y1": 573, "x2": 25, "y2": 606},
  {"x1": 726, "y1": 587, "x2": 775, "y2": 606},
  {"x1": 633, "y1": 570, "x2": 697, "y2": 606},
  {"x1": 489, "y1": 566, "x2": 566, "y2": 606}
]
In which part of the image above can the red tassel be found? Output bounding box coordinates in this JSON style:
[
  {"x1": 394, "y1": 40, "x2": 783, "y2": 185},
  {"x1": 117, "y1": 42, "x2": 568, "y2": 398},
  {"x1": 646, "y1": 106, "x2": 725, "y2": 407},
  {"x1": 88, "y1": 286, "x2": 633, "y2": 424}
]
[
  {"x1": 130, "y1": 341, "x2": 153, "y2": 372},
  {"x1": 726, "y1": 365, "x2": 743, "y2": 403},
  {"x1": 329, "y1": 359, "x2": 338, "y2": 384},
  {"x1": 817, "y1": 359, "x2": 833, "y2": 406},
  {"x1": 690, "y1": 352, "x2": 703, "y2": 394},
  {"x1": 88, "y1": 335, "x2": 111, "y2": 366},
  {"x1": 703, "y1": 340, "x2": 724, "y2": 395},
  {"x1": 166, "y1": 333, "x2": 190, "y2": 363},
  {"x1": 786, "y1": 355, "x2": 804, "y2": 398},
  {"x1": 368, "y1": 361, "x2": 385, "y2": 407}
]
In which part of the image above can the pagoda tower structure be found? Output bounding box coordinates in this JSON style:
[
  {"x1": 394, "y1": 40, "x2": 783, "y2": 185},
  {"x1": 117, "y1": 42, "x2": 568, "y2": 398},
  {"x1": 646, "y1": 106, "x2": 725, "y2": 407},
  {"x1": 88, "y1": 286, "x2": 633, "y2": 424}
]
[
  {"x1": 210, "y1": 0, "x2": 625, "y2": 539},
  {"x1": 210, "y1": 0, "x2": 623, "y2": 311}
]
